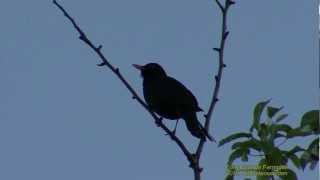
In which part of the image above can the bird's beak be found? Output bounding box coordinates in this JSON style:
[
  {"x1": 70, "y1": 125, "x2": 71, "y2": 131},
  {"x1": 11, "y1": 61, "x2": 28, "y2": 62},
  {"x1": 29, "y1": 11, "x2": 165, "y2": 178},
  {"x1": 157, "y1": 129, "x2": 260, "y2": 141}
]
[{"x1": 132, "y1": 64, "x2": 144, "y2": 70}]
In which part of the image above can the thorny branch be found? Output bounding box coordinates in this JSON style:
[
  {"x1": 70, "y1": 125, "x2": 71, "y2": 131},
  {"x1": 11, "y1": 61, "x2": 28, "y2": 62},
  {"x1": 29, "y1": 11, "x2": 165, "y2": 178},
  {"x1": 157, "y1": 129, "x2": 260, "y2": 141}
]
[
  {"x1": 52, "y1": 0, "x2": 194, "y2": 164},
  {"x1": 194, "y1": 0, "x2": 234, "y2": 179},
  {"x1": 53, "y1": 0, "x2": 234, "y2": 179}
]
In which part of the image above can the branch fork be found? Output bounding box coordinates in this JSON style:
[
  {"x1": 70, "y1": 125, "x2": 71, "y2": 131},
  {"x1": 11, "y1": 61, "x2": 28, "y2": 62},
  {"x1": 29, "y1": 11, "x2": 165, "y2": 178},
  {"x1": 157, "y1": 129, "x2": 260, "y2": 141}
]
[{"x1": 53, "y1": 0, "x2": 234, "y2": 179}]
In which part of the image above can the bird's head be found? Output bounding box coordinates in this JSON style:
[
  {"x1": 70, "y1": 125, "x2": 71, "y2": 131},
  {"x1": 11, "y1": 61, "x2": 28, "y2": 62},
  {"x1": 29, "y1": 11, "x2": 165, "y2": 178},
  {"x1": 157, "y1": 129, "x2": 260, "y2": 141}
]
[{"x1": 132, "y1": 63, "x2": 167, "y2": 79}]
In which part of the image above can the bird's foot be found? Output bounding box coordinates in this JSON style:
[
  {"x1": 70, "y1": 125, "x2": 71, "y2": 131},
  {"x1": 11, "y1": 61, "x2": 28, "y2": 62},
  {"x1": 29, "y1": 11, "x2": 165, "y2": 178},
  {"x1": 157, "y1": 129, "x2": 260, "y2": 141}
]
[
  {"x1": 172, "y1": 129, "x2": 177, "y2": 135},
  {"x1": 155, "y1": 117, "x2": 163, "y2": 126},
  {"x1": 165, "y1": 120, "x2": 179, "y2": 136},
  {"x1": 165, "y1": 129, "x2": 177, "y2": 136}
]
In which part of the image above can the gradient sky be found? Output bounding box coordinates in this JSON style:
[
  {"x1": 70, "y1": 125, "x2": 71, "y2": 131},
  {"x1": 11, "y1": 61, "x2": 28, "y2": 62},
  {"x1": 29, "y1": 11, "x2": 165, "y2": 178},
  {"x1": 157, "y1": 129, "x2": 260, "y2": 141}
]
[{"x1": 0, "y1": 0, "x2": 318, "y2": 180}]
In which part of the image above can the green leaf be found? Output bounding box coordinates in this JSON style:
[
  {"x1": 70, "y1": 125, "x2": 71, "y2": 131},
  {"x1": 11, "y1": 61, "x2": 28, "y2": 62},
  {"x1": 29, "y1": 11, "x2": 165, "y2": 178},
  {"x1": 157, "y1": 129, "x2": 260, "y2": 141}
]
[
  {"x1": 225, "y1": 174, "x2": 234, "y2": 180},
  {"x1": 288, "y1": 154, "x2": 301, "y2": 169},
  {"x1": 218, "y1": 132, "x2": 252, "y2": 147},
  {"x1": 309, "y1": 161, "x2": 318, "y2": 170},
  {"x1": 274, "y1": 133, "x2": 286, "y2": 139},
  {"x1": 275, "y1": 114, "x2": 288, "y2": 123},
  {"x1": 231, "y1": 139, "x2": 262, "y2": 152},
  {"x1": 250, "y1": 99, "x2": 271, "y2": 132},
  {"x1": 280, "y1": 146, "x2": 305, "y2": 169},
  {"x1": 288, "y1": 146, "x2": 305, "y2": 154},
  {"x1": 261, "y1": 145, "x2": 286, "y2": 165},
  {"x1": 256, "y1": 159, "x2": 272, "y2": 180},
  {"x1": 282, "y1": 151, "x2": 301, "y2": 169},
  {"x1": 227, "y1": 148, "x2": 248, "y2": 165},
  {"x1": 271, "y1": 124, "x2": 292, "y2": 134},
  {"x1": 241, "y1": 149, "x2": 250, "y2": 162},
  {"x1": 270, "y1": 124, "x2": 293, "y2": 141},
  {"x1": 256, "y1": 175, "x2": 270, "y2": 180},
  {"x1": 300, "y1": 110, "x2": 319, "y2": 134},
  {"x1": 300, "y1": 151, "x2": 311, "y2": 170},
  {"x1": 308, "y1": 138, "x2": 319, "y2": 158},
  {"x1": 286, "y1": 127, "x2": 312, "y2": 138},
  {"x1": 267, "y1": 106, "x2": 283, "y2": 118},
  {"x1": 278, "y1": 168, "x2": 297, "y2": 180},
  {"x1": 300, "y1": 125, "x2": 314, "y2": 134},
  {"x1": 258, "y1": 158, "x2": 267, "y2": 165},
  {"x1": 257, "y1": 123, "x2": 269, "y2": 141},
  {"x1": 300, "y1": 138, "x2": 319, "y2": 170}
]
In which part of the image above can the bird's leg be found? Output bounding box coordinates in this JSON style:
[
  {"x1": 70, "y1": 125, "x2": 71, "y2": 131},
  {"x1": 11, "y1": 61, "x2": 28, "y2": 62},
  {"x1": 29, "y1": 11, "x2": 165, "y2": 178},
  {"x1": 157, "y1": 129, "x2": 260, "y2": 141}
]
[
  {"x1": 165, "y1": 119, "x2": 179, "y2": 136},
  {"x1": 171, "y1": 110, "x2": 182, "y2": 135},
  {"x1": 172, "y1": 120, "x2": 179, "y2": 135}
]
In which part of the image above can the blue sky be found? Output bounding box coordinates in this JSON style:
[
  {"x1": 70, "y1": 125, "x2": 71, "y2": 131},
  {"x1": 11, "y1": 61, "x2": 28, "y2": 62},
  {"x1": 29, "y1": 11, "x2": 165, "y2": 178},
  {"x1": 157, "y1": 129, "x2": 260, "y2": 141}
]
[{"x1": 0, "y1": 0, "x2": 318, "y2": 179}]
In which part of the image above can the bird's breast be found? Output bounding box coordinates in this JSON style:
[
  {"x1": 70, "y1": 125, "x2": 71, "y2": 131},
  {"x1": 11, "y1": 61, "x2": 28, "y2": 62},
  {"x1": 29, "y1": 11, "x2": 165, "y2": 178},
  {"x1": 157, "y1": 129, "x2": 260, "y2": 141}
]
[{"x1": 143, "y1": 78, "x2": 181, "y2": 120}]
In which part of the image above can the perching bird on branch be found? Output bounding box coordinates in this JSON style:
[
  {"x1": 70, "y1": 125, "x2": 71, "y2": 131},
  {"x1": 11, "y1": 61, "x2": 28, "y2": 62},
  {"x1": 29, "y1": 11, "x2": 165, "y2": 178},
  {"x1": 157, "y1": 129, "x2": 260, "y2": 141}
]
[{"x1": 133, "y1": 63, "x2": 213, "y2": 141}]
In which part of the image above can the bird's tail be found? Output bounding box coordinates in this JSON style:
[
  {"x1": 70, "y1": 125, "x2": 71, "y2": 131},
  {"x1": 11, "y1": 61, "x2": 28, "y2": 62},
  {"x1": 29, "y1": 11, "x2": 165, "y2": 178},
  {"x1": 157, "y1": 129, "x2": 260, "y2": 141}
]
[{"x1": 182, "y1": 112, "x2": 214, "y2": 142}]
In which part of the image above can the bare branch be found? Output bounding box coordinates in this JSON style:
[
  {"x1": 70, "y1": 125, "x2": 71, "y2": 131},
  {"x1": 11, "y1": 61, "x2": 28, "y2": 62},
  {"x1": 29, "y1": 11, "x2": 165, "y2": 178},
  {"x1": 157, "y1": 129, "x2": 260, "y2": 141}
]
[
  {"x1": 53, "y1": 0, "x2": 234, "y2": 179},
  {"x1": 52, "y1": 0, "x2": 193, "y2": 164},
  {"x1": 215, "y1": 0, "x2": 224, "y2": 12},
  {"x1": 194, "y1": 1, "x2": 234, "y2": 178}
]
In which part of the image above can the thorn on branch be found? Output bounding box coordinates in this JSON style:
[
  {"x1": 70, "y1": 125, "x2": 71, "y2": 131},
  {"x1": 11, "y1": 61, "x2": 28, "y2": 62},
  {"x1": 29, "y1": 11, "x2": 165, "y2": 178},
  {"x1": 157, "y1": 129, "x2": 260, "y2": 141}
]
[
  {"x1": 79, "y1": 35, "x2": 85, "y2": 41},
  {"x1": 97, "y1": 45, "x2": 103, "y2": 51},
  {"x1": 155, "y1": 117, "x2": 163, "y2": 126},
  {"x1": 196, "y1": 0, "x2": 232, "y2": 164},
  {"x1": 227, "y1": 0, "x2": 236, "y2": 6},
  {"x1": 54, "y1": 0, "x2": 195, "y2": 170},
  {"x1": 220, "y1": 64, "x2": 226, "y2": 68},
  {"x1": 97, "y1": 62, "x2": 106, "y2": 66},
  {"x1": 223, "y1": 31, "x2": 229, "y2": 40},
  {"x1": 213, "y1": 47, "x2": 221, "y2": 52},
  {"x1": 214, "y1": 75, "x2": 219, "y2": 82}
]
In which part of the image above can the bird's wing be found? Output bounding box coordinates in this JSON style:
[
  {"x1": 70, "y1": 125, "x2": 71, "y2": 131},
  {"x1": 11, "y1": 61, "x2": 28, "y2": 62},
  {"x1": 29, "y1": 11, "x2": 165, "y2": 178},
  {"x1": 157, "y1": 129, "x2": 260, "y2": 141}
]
[{"x1": 162, "y1": 77, "x2": 202, "y2": 112}]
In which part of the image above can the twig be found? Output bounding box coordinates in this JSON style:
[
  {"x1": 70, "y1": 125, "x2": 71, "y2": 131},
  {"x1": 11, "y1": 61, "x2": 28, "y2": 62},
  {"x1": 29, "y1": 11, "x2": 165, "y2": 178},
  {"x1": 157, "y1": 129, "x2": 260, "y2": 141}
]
[
  {"x1": 194, "y1": 0, "x2": 234, "y2": 179},
  {"x1": 53, "y1": 0, "x2": 234, "y2": 179},
  {"x1": 52, "y1": 0, "x2": 194, "y2": 164}
]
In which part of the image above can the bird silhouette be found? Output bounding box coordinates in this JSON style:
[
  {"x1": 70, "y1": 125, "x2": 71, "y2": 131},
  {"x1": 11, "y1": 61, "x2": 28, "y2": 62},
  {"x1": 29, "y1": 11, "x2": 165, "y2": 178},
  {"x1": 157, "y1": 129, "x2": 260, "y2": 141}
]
[{"x1": 133, "y1": 63, "x2": 213, "y2": 141}]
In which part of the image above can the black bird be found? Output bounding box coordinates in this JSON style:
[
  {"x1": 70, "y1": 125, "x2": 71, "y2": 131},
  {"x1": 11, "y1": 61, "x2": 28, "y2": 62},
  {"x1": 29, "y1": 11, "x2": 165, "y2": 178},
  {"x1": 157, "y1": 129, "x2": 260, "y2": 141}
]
[{"x1": 133, "y1": 63, "x2": 213, "y2": 141}]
